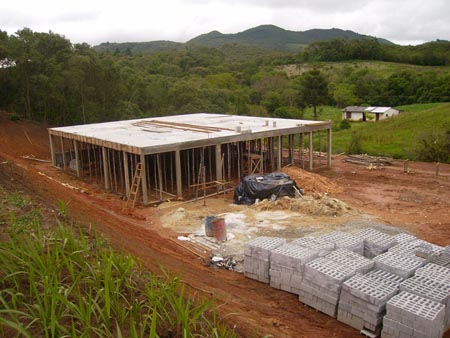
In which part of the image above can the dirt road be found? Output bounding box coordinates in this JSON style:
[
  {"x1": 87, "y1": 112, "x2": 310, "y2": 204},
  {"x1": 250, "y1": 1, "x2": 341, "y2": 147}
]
[{"x1": 1, "y1": 113, "x2": 449, "y2": 337}]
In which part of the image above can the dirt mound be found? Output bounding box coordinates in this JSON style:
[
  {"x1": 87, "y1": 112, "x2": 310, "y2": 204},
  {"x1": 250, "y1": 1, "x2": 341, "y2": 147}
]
[
  {"x1": 253, "y1": 195, "x2": 355, "y2": 217},
  {"x1": 282, "y1": 166, "x2": 342, "y2": 195}
]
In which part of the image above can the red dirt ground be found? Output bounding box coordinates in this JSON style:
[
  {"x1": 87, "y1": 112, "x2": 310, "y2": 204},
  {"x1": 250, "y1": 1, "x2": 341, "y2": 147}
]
[{"x1": 1, "y1": 112, "x2": 449, "y2": 338}]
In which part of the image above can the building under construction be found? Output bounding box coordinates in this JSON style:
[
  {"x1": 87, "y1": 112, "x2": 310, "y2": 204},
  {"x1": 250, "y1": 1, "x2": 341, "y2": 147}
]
[{"x1": 48, "y1": 113, "x2": 332, "y2": 205}]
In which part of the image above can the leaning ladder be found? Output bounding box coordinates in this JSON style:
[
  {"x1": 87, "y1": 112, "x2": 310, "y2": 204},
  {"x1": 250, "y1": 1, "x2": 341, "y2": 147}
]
[{"x1": 127, "y1": 162, "x2": 143, "y2": 207}]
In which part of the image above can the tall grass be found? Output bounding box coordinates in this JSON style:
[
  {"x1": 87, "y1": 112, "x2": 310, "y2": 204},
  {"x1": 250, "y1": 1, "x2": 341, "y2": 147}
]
[{"x1": 0, "y1": 191, "x2": 235, "y2": 338}]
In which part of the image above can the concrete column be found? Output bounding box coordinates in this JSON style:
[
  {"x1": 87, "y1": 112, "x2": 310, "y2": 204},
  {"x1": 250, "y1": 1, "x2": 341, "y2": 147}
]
[
  {"x1": 123, "y1": 151, "x2": 130, "y2": 197},
  {"x1": 73, "y1": 140, "x2": 81, "y2": 177},
  {"x1": 277, "y1": 136, "x2": 282, "y2": 170},
  {"x1": 102, "y1": 147, "x2": 110, "y2": 190},
  {"x1": 140, "y1": 154, "x2": 148, "y2": 205},
  {"x1": 327, "y1": 128, "x2": 332, "y2": 167},
  {"x1": 49, "y1": 134, "x2": 56, "y2": 167},
  {"x1": 215, "y1": 144, "x2": 223, "y2": 183},
  {"x1": 309, "y1": 131, "x2": 313, "y2": 171},
  {"x1": 299, "y1": 133, "x2": 304, "y2": 168},
  {"x1": 175, "y1": 150, "x2": 183, "y2": 198}
]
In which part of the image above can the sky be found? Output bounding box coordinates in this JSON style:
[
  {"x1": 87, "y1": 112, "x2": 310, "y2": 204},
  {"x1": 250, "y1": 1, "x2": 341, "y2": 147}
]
[{"x1": 1, "y1": 0, "x2": 449, "y2": 46}]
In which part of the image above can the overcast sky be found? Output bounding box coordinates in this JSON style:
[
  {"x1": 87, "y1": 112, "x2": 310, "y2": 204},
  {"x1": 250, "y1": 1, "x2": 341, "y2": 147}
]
[{"x1": 1, "y1": 0, "x2": 449, "y2": 46}]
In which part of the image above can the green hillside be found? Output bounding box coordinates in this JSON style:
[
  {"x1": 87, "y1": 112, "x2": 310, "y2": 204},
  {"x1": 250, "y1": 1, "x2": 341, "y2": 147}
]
[
  {"x1": 331, "y1": 102, "x2": 450, "y2": 160},
  {"x1": 94, "y1": 25, "x2": 391, "y2": 54}
]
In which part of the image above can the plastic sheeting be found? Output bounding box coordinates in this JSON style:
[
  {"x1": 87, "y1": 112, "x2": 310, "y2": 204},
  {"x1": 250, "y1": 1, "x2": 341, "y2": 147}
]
[{"x1": 233, "y1": 172, "x2": 303, "y2": 205}]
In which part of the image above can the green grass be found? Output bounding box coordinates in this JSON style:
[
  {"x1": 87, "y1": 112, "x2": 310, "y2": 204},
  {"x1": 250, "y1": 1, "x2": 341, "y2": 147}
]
[
  {"x1": 331, "y1": 102, "x2": 450, "y2": 159},
  {"x1": 0, "y1": 189, "x2": 235, "y2": 338}
]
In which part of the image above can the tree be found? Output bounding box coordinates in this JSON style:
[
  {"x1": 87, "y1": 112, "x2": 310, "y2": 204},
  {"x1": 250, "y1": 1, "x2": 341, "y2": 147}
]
[{"x1": 298, "y1": 67, "x2": 329, "y2": 120}]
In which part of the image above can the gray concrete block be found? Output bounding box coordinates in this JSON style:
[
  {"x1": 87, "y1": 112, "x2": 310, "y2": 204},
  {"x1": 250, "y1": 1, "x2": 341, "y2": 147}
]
[
  {"x1": 291, "y1": 236, "x2": 335, "y2": 257},
  {"x1": 317, "y1": 231, "x2": 364, "y2": 255},
  {"x1": 326, "y1": 248, "x2": 374, "y2": 273},
  {"x1": 244, "y1": 236, "x2": 286, "y2": 260},
  {"x1": 364, "y1": 268, "x2": 405, "y2": 287},
  {"x1": 343, "y1": 273, "x2": 398, "y2": 306},
  {"x1": 373, "y1": 251, "x2": 426, "y2": 278},
  {"x1": 393, "y1": 233, "x2": 417, "y2": 244},
  {"x1": 354, "y1": 228, "x2": 397, "y2": 258},
  {"x1": 270, "y1": 243, "x2": 317, "y2": 272}
]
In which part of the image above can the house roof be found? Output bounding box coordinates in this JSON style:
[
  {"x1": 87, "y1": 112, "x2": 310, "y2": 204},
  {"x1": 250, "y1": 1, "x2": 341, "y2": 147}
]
[
  {"x1": 365, "y1": 107, "x2": 396, "y2": 113},
  {"x1": 342, "y1": 106, "x2": 367, "y2": 112}
]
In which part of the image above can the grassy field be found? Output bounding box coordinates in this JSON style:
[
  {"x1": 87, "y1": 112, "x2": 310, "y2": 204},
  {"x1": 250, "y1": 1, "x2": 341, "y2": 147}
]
[
  {"x1": 330, "y1": 102, "x2": 450, "y2": 159},
  {"x1": 0, "y1": 189, "x2": 235, "y2": 338}
]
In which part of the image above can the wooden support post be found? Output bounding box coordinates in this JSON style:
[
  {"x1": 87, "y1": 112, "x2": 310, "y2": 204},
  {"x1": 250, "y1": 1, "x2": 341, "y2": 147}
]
[
  {"x1": 49, "y1": 134, "x2": 56, "y2": 167},
  {"x1": 289, "y1": 134, "x2": 295, "y2": 165},
  {"x1": 309, "y1": 131, "x2": 313, "y2": 171},
  {"x1": 436, "y1": 162, "x2": 440, "y2": 177},
  {"x1": 327, "y1": 127, "x2": 332, "y2": 167},
  {"x1": 175, "y1": 150, "x2": 183, "y2": 198},
  {"x1": 300, "y1": 133, "x2": 304, "y2": 169},
  {"x1": 157, "y1": 154, "x2": 163, "y2": 201},
  {"x1": 277, "y1": 136, "x2": 282, "y2": 170},
  {"x1": 73, "y1": 140, "x2": 81, "y2": 177},
  {"x1": 102, "y1": 147, "x2": 110, "y2": 190},
  {"x1": 140, "y1": 154, "x2": 148, "y2": 205},
  {"x1": 403, "y1": 159, "x2": 409, "y2": 174},
  {"x1": 215, "y1": 144, "x2": 223, "y2": 184},
  {"x1": 60, "y1": 136, "x2": 66, "y2": 170},
  {"x1": 123, "y1": 152, "x2": 130, "y2": 197}
]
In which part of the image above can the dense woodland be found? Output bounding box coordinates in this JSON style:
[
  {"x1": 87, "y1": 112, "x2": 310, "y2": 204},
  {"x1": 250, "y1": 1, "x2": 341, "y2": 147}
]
[{"x1": 0, "y1": 28, "x2": 449, "y2": 126}]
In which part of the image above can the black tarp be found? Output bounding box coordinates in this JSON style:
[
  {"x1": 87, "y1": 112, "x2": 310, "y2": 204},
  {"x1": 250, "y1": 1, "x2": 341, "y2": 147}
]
[{"x1": 233, "y1": 172, "x2": 303, "y2": 205}]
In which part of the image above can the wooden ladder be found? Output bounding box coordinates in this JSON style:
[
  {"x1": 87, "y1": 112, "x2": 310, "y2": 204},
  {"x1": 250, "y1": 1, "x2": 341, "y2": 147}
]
[{"x1": 126, "y1": 162, "x2": 143, "y2": 207}]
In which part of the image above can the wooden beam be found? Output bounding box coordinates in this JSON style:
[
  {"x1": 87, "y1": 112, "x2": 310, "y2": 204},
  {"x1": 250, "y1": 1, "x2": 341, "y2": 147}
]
[
  {"x1": 289, "y1": 134, "x2": 294, "y2": 165},
  {"x1": 277, "y1": 136, "x2": 282, "y2": 170},
  {"x1": 140, "y1": 154, "x2": 148, "y2": 205},
  {"x1": 49, "y1": 134, "x2": 56, "y2": 166},
  {"x1": 73, "y1": 140, "x2": 81, "y2": 177},
  {"x1": 309, "y1": 131, "x2": 313, "y2": 171},
  {"x1": 175, "y1": 150, "x2": 183, "y2": 198},
  {"x1": 102, "y1": 147, "x2": 110, "y2": 190},
  {"x1": 215, "y1": 144, "x2": 223, "y2": 184},
  {"x1": 327, "y1": 128, "x2": 332, "y2": 167},
  {"x1": 60, "y1": 136, "x2": 66, "y2": 170},
  {"x1": 123, "y1": 151, "x2": 130, "y2": 197}
]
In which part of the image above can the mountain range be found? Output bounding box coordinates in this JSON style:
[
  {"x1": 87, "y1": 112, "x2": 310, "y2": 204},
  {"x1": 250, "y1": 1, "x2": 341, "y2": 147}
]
[{"x1": 94, "y1": 24, "x2": 393, "y2": 54}]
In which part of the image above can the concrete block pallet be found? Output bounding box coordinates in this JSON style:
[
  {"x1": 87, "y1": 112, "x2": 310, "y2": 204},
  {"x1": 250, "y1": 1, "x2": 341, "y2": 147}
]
[
  {"x1": 382, "y1": 291, "x2": 446, "y2": 338},
  {"x1": 243, "y1": 236, "x2": 286, "y2": 283},
  {"x1": 316, "y1": 231, "x2": 364, "y2": 255},
  {"x1": 269, "y1": 243, "x2": 317, "y2": 294},
  {"x1": 373, "y1": 251, "x2": 426, "y2": 278},
  {"x1": 338, "y1": 272, "x2": 399, "y2": 335},
  {"x1": 389, "y1": 239, "x2": 444, "y2": 260},
  {"x1": 400, "y1": 265, "x2": 450, "y2": 329},
  {"x1": 354, "y1": 228, "x2": 397, "y2": 258},
  {"x1": 291, "y1": 236, "x2": 335, "y2": 257},
  {"x1": 325, "y1": 248, "x2": 374, "y2": 274},
  {"x1": 299, "y1": 257, "x2": 357, "y2": 317}
]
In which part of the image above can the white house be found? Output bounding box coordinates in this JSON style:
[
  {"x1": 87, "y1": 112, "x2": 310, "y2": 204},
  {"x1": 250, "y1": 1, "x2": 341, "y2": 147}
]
[
  {"x1": 364, "y1": 107, "x2": 400, "y2": 121},
  {"x1": 342, "y1": 106, "x2": 400, "y2": 122}
]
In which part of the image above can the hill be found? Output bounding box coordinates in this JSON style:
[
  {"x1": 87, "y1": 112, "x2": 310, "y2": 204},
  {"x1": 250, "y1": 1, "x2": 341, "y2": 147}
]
[{"x1": 93, "y1": 24, "x2": 392, "y2": 54}]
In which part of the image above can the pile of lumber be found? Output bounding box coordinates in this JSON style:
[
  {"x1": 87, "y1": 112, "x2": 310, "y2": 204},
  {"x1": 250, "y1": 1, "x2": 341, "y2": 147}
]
[{"x1": 344, "y1": 155, "x2": 394, "y2": 166}]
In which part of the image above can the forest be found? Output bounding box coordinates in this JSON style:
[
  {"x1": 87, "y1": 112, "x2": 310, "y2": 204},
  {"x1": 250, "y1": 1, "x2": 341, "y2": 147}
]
[{"x1": 0, "y1": 28, "x2": 449, "y2": 126}]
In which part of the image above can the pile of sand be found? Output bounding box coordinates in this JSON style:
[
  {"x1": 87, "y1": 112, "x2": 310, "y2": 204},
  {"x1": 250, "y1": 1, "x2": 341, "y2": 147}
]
[
  {"x1": 253, "y1": 195, "x2": 355, "y2": 217},
  {"x1": 281, "y1": 166, "x2": 342, "y2": 195}
]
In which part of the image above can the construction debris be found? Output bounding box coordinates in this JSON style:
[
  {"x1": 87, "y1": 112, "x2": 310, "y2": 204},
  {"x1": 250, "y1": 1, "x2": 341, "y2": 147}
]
[{"x1": 344, "y1": 155, "x2": 394, "y2": 167}]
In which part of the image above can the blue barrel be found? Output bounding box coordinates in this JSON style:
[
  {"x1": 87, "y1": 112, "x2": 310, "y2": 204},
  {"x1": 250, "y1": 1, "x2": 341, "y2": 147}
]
[{"x1": 205, "y1": 216, "x2": 215, "y2": 237}]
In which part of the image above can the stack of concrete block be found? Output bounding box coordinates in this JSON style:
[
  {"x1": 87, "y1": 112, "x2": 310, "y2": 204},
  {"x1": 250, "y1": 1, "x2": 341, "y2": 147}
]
[
  {"x1": 430, "y1": 254, "x2": 450, "y2": 267},
  {"x1": 415, "y1": 263, "x2": 450, "y2": 281},
  {"x1": 389, "y1": 239, "x2": 444, "y2": 261},
  {"x1": 269, "y1": 244, "x2": 318, "y2": 294},
  {"x1": 325, "y1": 248, "x2": 374, "y2": 274},
  {"x1": 373, "y1": 251, "x2": 426, "y2": 278},
  {"x1": 298, "y1": 257, "x2": 357, "y2": 317},
  {"x1": 399, "y1": 273, "x2": 450, "y2": 330},
  {"x1": 364, "y1": 268, "x2": 405, "y2": 287},
  {"x1": 382, "y1": 291, "x2": 446, "y2": 338},
  {"x1": 338, "y1": 273, "x2": 399, "y2": 335},
  {"x1": 316, "y1": 231, "x2": 364, "y2": 255},
  {"x1": 291, "y1": 236, "x2": 335, "y2": 257},
  {"x1": 354, "y1": 228, "x2": 397, "y2": 258},
  {"x1": 244, "y1": 236, "x2": 286, "y2": 283},
  {"x1": 393, "y1": 232, "x2": 417, "y2": 244}
]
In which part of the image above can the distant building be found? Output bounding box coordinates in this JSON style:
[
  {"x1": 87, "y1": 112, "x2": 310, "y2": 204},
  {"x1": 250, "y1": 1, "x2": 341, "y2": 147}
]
[{"x1": 342, "y1": 106, "x2": 400, "y2": 122}]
